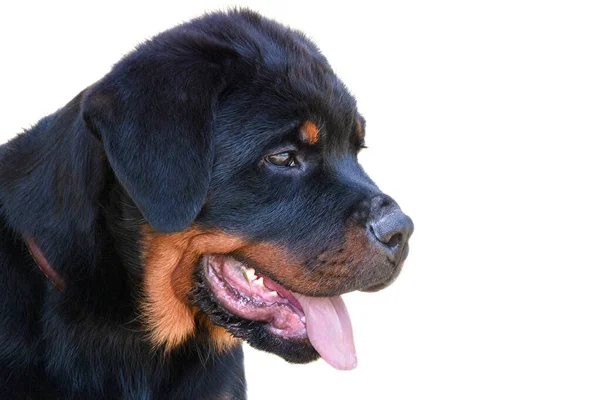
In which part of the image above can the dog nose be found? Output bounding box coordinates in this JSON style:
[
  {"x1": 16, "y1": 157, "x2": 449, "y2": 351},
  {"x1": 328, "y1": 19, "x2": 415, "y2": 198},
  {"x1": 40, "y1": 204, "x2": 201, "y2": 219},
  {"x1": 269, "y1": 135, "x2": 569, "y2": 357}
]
[{"x1": 368, "y1": 197, "x2": 413, "y2": 260}]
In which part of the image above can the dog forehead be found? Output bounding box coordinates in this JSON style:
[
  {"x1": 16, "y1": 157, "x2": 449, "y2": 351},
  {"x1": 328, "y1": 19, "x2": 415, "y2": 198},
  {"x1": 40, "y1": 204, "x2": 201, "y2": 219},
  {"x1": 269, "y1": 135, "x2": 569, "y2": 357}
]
[
  {"x1": 214, "y1": 13, "x2": 359, "y2": 130},
  {"x1": 146, "y1": 10, "x2": 360, "y2": 146},
  {"x1": 235, "y1": 71, "x2": 358, "y2": 144}
]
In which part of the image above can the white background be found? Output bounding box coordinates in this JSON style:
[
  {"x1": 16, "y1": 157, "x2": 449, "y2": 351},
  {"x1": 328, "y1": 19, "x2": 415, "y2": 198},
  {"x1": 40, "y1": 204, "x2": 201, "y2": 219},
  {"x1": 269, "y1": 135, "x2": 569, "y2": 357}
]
[{"x1": 1, "y1": 1, "x2": 599, "y2": 399}]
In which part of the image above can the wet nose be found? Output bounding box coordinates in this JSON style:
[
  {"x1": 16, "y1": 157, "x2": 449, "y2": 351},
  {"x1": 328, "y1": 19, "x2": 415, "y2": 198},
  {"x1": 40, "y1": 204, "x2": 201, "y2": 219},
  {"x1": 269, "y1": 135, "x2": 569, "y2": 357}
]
[{"x1": 368, "y1": 197, "x2": 414, "y2": 260}]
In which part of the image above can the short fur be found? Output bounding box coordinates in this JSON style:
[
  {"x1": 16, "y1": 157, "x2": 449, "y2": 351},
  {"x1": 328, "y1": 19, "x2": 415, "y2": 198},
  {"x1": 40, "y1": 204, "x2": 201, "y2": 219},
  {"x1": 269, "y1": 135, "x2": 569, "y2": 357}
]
[{"x1": 0, "y1": 9, "x2": 411, "y2": 399}]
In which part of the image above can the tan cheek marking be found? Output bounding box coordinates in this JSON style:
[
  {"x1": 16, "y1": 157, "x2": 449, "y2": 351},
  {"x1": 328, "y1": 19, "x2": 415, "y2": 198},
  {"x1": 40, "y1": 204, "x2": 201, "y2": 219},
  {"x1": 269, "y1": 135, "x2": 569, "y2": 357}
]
[
  {"x1": 300, "y1": 120, "x2": 320, "y2": 145},
  {"x1": 238, "y1": 242, "x2": 302, "y2": 283},
  {"x1": 140, "y1": 226, "x2": 244, "y2": 352},
  {"x1": 240, "y1": 229, "x2": 372, "y2": 296},
  {"x1": 238, "y1": 242, "x2": 345, "y2": 295}
]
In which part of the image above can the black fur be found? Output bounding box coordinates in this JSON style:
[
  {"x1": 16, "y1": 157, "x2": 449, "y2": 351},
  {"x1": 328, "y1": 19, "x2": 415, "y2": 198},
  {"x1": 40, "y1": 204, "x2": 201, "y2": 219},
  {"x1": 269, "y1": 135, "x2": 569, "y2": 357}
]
[{"x1": 0, "y1": 9, "x2": 410, "y2": 398}]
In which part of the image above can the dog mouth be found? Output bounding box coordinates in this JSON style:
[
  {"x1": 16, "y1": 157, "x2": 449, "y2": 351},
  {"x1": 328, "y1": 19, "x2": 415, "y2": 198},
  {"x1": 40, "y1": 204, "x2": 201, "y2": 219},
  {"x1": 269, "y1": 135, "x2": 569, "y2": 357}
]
[
  {"x1": 205, "y1": 255, "x2": 307, "y2": 338},
  {"x1": 201, "y1": 254, "x2": 357, "y2": 370}
]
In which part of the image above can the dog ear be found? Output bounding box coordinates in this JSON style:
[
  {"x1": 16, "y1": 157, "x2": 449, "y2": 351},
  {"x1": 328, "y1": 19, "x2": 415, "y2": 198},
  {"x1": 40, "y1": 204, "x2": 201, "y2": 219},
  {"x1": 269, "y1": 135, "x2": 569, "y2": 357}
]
[{"x1": 82, "y1": 35, "x2": 238, "y2": 232}]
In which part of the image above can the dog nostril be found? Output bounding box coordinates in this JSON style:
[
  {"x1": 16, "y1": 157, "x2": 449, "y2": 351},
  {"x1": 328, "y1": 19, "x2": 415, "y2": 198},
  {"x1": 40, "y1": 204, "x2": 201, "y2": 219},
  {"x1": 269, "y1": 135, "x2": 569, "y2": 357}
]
[
  {"x1": 367, "y1": 205, "x2": 413, "y2": 258},
  {"x1": 386, "y1": 233, "x2": 402, "y2": 249},
  {"x1": 369, "y1": 219, "x2": 404, "y2": 249}
]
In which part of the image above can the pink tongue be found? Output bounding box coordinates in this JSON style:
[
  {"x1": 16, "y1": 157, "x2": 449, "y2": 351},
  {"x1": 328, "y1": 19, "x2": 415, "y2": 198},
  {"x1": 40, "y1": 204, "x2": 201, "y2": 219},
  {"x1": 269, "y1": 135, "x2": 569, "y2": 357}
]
[{"x1": 295, "y1": 294, "x2": 357, "y2": 370}]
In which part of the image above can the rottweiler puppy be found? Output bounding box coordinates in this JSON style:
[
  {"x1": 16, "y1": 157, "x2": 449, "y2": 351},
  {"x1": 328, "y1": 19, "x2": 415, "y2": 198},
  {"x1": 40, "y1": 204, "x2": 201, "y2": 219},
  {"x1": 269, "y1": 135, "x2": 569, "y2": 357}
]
[{"x1": 0, "y1": 9, "x2": 413, "y2": 399}]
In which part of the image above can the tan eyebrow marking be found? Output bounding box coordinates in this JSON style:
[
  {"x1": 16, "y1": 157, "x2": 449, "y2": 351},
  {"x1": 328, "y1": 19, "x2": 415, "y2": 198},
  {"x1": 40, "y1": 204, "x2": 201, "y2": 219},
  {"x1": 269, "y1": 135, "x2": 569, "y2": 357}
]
[
  {"x1": 300, "y1": 120, "x2": 320, "y2": 145},
  {"x1": 356, "y1": 118, "x2": 364, "y2": 141}
]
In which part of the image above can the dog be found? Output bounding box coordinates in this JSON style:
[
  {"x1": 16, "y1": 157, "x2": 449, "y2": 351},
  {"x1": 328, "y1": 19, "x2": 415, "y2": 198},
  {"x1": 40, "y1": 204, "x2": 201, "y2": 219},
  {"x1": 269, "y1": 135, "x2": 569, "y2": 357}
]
[{"x1": 0, "y1": 9, "x2": 413, "y2": 399}]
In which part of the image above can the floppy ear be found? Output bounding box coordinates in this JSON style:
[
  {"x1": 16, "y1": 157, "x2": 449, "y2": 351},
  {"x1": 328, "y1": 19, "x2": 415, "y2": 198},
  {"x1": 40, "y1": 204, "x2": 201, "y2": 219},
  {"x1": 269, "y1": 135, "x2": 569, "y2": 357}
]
[{"x1": 82, "y1": 35, "x2": 238, "y2": 232}]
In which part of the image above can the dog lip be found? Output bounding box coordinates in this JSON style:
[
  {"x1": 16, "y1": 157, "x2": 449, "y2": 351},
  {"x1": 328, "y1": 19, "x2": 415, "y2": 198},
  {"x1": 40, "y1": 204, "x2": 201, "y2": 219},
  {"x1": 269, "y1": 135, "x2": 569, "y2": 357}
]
[{"x1": 202, "y1": 254, "x2": 308, "y2": 339}]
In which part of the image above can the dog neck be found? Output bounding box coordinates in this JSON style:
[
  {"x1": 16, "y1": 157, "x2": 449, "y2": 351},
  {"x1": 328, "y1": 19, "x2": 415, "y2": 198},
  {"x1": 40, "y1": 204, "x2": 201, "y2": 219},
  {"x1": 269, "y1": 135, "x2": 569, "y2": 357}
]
[{"x1": 0, "y1": 90, "x2": 107, "y2": 281}]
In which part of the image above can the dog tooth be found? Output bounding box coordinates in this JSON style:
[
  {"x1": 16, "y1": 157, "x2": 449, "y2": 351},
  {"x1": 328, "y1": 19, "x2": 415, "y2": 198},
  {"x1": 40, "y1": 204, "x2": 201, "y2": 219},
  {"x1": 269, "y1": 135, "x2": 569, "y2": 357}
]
[
  {"x1": 241, "y1": 268, "x2": 250, "y2": 284},
  {"x1": 255, "y1": 277, "x2": 264, "y2": 286},
  {"x1": 242, "y1": 266, "x2": 257, "y2": 280}
]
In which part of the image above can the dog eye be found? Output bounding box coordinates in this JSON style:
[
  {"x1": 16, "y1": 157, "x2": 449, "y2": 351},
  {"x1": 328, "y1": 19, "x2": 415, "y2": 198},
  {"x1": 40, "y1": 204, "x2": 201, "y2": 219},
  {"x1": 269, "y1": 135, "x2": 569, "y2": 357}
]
[{"x1": 265, "y1": 152, "x2": 298, "y2": 167}]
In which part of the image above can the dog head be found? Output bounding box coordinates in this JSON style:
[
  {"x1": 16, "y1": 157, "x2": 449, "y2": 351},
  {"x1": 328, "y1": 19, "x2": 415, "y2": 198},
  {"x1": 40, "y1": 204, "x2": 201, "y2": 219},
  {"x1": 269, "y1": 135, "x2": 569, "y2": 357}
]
[{"x1": 83, "y1": 10, "x2": 413, "y2": 370}]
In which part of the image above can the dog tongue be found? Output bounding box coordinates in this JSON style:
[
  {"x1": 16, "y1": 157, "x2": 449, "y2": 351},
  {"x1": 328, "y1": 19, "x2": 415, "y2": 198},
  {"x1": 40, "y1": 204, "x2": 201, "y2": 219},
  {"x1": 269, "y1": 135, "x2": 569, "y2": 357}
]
[{"x1": 295, "y1": 294, "x2": 357, "y2": 370}]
